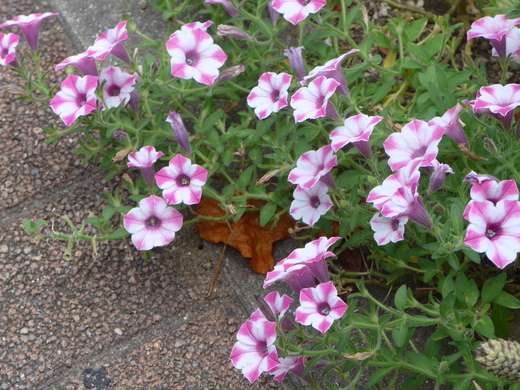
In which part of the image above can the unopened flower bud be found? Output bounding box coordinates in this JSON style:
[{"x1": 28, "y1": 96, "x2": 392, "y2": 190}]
[
  {"x1": 284, "y1": 46, "x2": 305, "y2": 81},
  {"x1": 214, "y1": 63, "x2": 245, "y2": 84},
  {"x1": 253, "y1": 294, "x2": 276, "y2": 322},
  {"x1": 429, "y1": 161, "x2": 454, "y2": 194},
  {"x1": 475, "y1": 339, "x2": 520, "y2": 382},
  {"x1": 166, "y1": 110, "x2": 191, "y2": 154},
  {"x1": 217, "y1": 24, "x2": 251, "y2": 41},
  {"x1": 482, "y1": 137, "x2": 498, "y2": 154}
]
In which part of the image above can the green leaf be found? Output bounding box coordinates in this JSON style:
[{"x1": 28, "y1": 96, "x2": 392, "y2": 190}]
[
  {"x1": 106, "y1": 227, "x2": 130, "y2": 240},
  {"x1": 408, "y1": 43, "x2": 432, "y2": 64},
  {"x1": 439, "y1": 292, "x2": 455, "y2": 318},
  {"x1": 452, "y1": 378, "x2": 472, "y2": 390},
  {"x1": 365, "y1": 367, "x2": 395, "y2": 388},
  {"x1": 492, "y1": 291, "x2": 520, "y2": 309},
  {"x1": 344, "y1": 230, "x2": 372, "y2": 248},
  {"x1": 481, "y1": 273, "x2": 507, "y2": 304},
  {"x1": 402, "y1": 19, "x2": 428, "y2": 44},
  {"x1": 259, "y1": 202, "x2": 277, "y2": 227},
  {"x1": 474, "y1": 314, "x2": 495, "y2": 339},
  {"x1": 392, "y1": 323, "x2": 409, "y2": 347},
  {"x1": 394, "y1": 285, "x2": 407, "y2": 312}
]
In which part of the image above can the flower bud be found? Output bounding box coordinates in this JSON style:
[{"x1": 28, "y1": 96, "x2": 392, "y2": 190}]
[
  {"x1": 166, "y1": 111, "x2": 191, "y2": 154},
  {"x1": 214, "y1": 63, "x2": 245, "y2": 84},
  {"x1": 482, "y1": 137, "x2": 498, "y2": 154},
  {"x1": 216, "y1": 25, "x2": 251, "y2": 41},
  {"x1": 253, "y1": 294, "x2": 277, "y2": 322},
  {"x1": 475, "y1": 339, "x2": 520, "y2": 382},
  {"x1": 284, "y1": 46, "x2": 305, "y2": 81}
]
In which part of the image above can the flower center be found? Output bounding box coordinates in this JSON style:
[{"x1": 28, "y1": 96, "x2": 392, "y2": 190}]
[
  {"x1": 270, "y1": 89, "x2": 280, "y2": 102},
  {"x1": 108, "y1": 85, "x2": 121, "y2": 97},
  {"x1": 298, "y1": 0, "x2": 310, "y2": 5},
  {"x1": 76, "y1": 93, "x2": 87, "y2": 106},
  {"x1": 185, "y1": 51, "x2": 199, "y2": 66},
  {"x1": 145, "y1": 216, "x2": 161, "y2": 229},
  {"x1": 310, "y1": 195, "x2": 320, "y2": 209},
  {"x1": 178, "y1": 174, "x2": 191, "y2": 187},
  {"x1": 485, "y1": 223, "x2": 501, "y2": 239},
  {"x1": 317, "y1": 302, "x2": 331, "y2": 316}
]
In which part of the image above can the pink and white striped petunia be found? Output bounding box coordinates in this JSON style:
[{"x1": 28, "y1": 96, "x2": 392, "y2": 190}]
[
  {"x1": 230, "y1": 319, "x2": 280, "y2": 383},
  {"x1": 250, "y1": 291, "x2": 294, "y2": 322},
  {"x1": 330, "y1": 114, "x2": 383, "y2": 158},
  {"x1": 290, "y1": 182, "x2": 333, "y2": 227},
  {"x1": 491, "y1": 27, "x2": 520, "y2": 57},
  {"x1": 155, "y1": 154, "x2": 208, "y2": 205},
  {"x1": 302, "y1": 49, "x2": 360, "y2": 96},
  {"x1": 270, "y1": 355, "x2": 305, "y2": 382},
  {"x1": 264, "y1": 237, "x2": 340, "y2": 293},
  {"x1": 0, "y1": 12, "x2": 58, "y2": 51},
  {"x1": 471, "y1": 84, "x2": 520, "y2": 130},
  {"x1": 383, "y1": 119, "x2": 443, "y2": 171},
  {"x1": 55, "y1": 50, "x2": 98, "y2": 76},
  {"x1": 467, "y1": 14, "x2": 520, "y2": 59},
  {"x1": 464, "y1": 179, "x2": 519, "y2": 219},
  {"x1": 428, "y1": 103, "x2": 468, "y2": 147},
  {"x1": 370, "y1": 213, "x2": 408, "y2": 246},
  {"x1": 50, "y1": 75, "x2": 99, "y2": 127},
  {"x1": 291, "y1": 76, "x2": 340, "y2": 123},
  {"x1": 247, "y1": 72, "x2": 292, "y2": 120},
  {"x1": 271, "y1": 0, "x2": 327, "y2": 25},
  {"x1": 463, "y1": 199, "x2": 520, "y2": 269},
  {"x1": 127, "y1": 146, "x2": 165, "y2": 186},
  {"x1": 99, "y1": 66, "x2": 136, "y2": 109},
  {"x1": 295, "y1": 281, "x2": 348, "y2": 333},
  {"x1": 0, "y1": 33, "x2": 19, "y2": 66},
  {"x1": 205, "y1": 0, "x2": 240, "y2": 17},
  {"x1": 166, "y1": 23, "x2": 227, "y2": 86},
  {"x1": 87, "y1": 21, "x2": 130, "y2": 63},
  {"x1": 123, "y1": 195, "x2": 183, "y2": 251},
  {"x1": 288, "y1": 145, "x2": 338, "y2": 190}
]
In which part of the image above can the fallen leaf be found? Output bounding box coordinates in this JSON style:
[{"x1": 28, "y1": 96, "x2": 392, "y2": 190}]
[
  {"x1": 459, "y1": 143, "x2": 488, "y2": 161},
  {"x1": 197, "y1": 197, "x2": 295, "y2": 274},
  {"x1": 343, "y1": 351, "x2": 375, "y2": 361}
]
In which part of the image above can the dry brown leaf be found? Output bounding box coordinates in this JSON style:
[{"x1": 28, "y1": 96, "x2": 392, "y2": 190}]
[
  {"x1": 343, "y1": 352, "x2": 375, "y2": 361},
  {"x1": 197, "y1": 197, "x2": 295, "y2": 274},
  {"x1": 459, "y1": 143, "x2": 488, "y2": 161}
]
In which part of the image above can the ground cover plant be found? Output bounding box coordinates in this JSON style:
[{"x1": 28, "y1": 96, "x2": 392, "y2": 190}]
[{"x1": 3, "y1": 0, "x2": 520, "y2": 388}]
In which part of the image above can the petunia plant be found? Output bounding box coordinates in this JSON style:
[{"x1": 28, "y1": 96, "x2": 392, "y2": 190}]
[{"x1": 6, "y1": 0, "x2": 520, "y2": 388}]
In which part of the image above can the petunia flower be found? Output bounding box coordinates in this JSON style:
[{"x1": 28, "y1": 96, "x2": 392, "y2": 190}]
[
  {"x1": 288, "y1": 145, "x2": 338, "y2": 190},
  {"x1": 267, "y1": 1, "x2": 280, "y2": 25},
  {"x1": 464, "y1": 179, "x2": 519, "y2": 219},
  {"x1": 428, "y1": 160, "x2": 454, "y2": 194},
  {"x1": 166, "y1": 23, "x2": 227, "y2": 86},
  {"x1": 50, "y1": 75, "x2": 99, "y2": 127},
  {"x1": 330, "y1": 114, "x2": 383, "y2": 158},
  {"x1": 166, "y1": 111, "x2": 191, "y2": 154},
  {"x1": 302, "y1": 49, "x2": 360, "y2": 96},
  {"x1": 269, "y1": 355, "x2": 305, "y2": 382},
  {"x1": 87, "y1": 21, "x2": 130, "y2": 63},
  {"x1": 295, "y1": 281, "x2": 348, "y2": 333},
  {"x1": 99, "y1": 66, "x2": 136, "y2": 110},
  {"x1": 467, "y1": 14, "x2": 520, "y2": 59},
  {"x1": 127, "y1": 146, "x2": 165, "y2": 186},
  {"x1": 264, "y1": 237, "x2": 340, "y2": 293},
  {"x1": 230, "y1": 319, "x2": 280, "y2": 383},
  {"x1": 155, "y1": 154, "x2": 208, "y2": 205},
  {"x1": 205, "y1": 0, "x2": 240, "y2": 18},
  {"x1": 383, "y1": 119, "x2": 443, "y2": 171},
  {"x1": 283, "y1": 46, "x2": 305, "y2": 81},
  {"x1": 428, "y1": 103, "x2": 468, "y2": 147},
  {"x1": 251, "y1": 291, "x2": 294, "y2": 322},
  {"x1": 291, "y1": 76, "x2": 340, "y2": 122},
  {"x1": 271, "y1": 0, "x2": 327, "y2": 25},
  {"x1": 123, "y1": 195, "x2": 183, "y2": 251},
  {"x1": 55, "y1": 50, "x2": 98, "y2": 76},
  {"x1": 463, "y1": 171, "x2": 498, "y2": 185},
  {"x1": 247, "y1": 72, "x2": 292, "y2": 120},
  {"x1": 180, "y1": 21, "x2": 214, "y2": 33},
  {"x1": 463, "y1": 199, "x2": 520, "y2": 269},
  {"x1": 290, "y1": 182, "x2": 333, "y2": 227},
  {"x1": 0, "y1": 12, "x2": 58, "y2": 51},
  {"x1": 491, "y1": 27, "x2": 520, "y2": 57},
  {"x1": 0, "y1": 33, "x2": 19, "y2": 67},
  {"x1": 471, "y1": 84, "x2": 520, "y2": 130},
  {"x1": 370, "y1": 213, "x2": 408, "y2": 245}
]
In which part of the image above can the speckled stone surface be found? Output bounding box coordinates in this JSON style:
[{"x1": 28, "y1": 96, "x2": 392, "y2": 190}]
[{"x1": 0, "y1": 1, "x2": 297, "y2": 389}]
